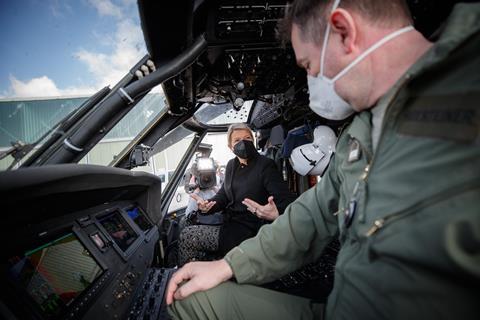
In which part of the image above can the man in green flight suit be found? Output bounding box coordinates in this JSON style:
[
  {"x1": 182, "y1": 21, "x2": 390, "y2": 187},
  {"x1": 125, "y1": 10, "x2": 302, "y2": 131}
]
[{"x1": 166, "y1": 0, "x2": 480, "y2": 319}]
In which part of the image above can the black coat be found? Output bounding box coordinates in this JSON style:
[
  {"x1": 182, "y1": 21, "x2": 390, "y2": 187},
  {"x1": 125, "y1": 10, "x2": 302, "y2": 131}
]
[{"x1": 208, "y1": 153, "x2": 295, "y2": 254}]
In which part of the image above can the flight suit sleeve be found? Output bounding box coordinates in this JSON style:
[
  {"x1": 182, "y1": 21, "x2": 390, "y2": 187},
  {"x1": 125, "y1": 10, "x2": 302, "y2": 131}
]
[{"x1": 224, "y1": 155, "x2": 341, "y2": 284}]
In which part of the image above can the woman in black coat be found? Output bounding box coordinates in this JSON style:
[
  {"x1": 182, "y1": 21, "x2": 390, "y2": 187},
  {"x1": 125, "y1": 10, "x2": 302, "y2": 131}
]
[{"x1": 178, "y1": 123, "x2": 295, "y2": 266}]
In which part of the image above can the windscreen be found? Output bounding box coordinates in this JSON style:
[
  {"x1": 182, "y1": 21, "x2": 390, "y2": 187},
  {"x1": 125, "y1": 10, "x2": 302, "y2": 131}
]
[
  {"x1": 7, "y1": 233, "x2": 103, "y2": 318},
  {"x1": 98, "y1": 211, "x2": 139, "y2": 252}
]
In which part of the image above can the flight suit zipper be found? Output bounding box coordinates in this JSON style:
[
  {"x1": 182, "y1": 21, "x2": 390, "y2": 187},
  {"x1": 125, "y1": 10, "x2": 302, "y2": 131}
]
[
  {"x1": 344, "y1": 75, "x2": 409, "y2": 227},
  {"x1": 342, "y1": 74, "x2": 410, "y2": 232},
  {"x1": 365, "y1": 180, "x2": 480, "y2": 237}
]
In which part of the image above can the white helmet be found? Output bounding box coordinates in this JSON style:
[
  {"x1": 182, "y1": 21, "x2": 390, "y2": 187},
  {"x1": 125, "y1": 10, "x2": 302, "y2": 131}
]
[{"x1": 289, "y1": 126, "x2": 337, "y2": 176}]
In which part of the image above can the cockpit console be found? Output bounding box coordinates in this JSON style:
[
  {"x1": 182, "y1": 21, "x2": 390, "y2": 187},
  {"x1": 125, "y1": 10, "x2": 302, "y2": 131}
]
[{"x1": 0, "y1": 165, "x2": 174, "y2": 320}]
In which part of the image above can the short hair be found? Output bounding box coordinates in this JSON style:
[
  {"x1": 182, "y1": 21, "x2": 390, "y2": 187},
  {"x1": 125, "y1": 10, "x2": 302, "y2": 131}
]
[
  {"x1": 227, "y1": 123, "x2": 254, "y2": 147},
  {"x1": 279, "y1": 0, "x2": 413, "y2": 45}
]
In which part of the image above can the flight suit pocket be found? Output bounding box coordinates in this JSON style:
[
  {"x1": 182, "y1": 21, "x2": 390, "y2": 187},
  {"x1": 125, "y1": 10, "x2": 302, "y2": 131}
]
[{"x1": 365, "y1": 180, "x2": 480, "y2": 273}]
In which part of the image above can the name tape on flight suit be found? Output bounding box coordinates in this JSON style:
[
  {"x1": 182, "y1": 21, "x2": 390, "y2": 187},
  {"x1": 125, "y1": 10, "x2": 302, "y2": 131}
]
[{"x1": 397, "y1": 92, "x2": 480, "y2": 144}]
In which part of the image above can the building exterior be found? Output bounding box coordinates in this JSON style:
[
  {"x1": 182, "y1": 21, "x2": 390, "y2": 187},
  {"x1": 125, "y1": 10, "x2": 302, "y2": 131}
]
[{"x1": 0, "y1": 93, "x2": 170, "y2": 171}]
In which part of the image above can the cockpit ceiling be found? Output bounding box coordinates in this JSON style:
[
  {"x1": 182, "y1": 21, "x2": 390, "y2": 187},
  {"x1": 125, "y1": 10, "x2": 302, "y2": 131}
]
[
  {"x1": 139, "y1": 0, "x2": 474, "y2": 62},
  {"x1": 199, "y1": 47, "x2": 305, "y2": 100},
  {"x1": 139, "y1": 0, "x2": 289, "y2": 63},
  {"x1": 137, "y1": 0, "x2": 306, "y2": 120},
  {"x1": 137, "y1": 0, "x2": 477, "y2": 125}
]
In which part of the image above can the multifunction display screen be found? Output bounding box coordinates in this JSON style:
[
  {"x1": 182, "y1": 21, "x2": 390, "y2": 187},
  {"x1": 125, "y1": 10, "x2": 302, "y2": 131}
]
[
  {"x1": 8, "y1": 233, "x2": 103, "y2": 318},
  {"x1": 98, "y1": 211, "x2": 138, "y2": 252},
  {"x1": 127, "y1": 207, "x2": 153, "y2": 232}
]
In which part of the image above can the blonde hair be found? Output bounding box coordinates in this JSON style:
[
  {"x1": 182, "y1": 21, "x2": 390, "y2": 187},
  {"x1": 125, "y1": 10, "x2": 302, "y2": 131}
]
[{"x1": 227, "y1": 123, "x2": 254, "y2": 148}]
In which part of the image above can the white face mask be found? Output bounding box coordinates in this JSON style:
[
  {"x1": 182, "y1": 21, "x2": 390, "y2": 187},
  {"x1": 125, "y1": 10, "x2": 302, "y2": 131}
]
[{"x1": 308, "y1": 0, "x2": 414, "y2": 120}]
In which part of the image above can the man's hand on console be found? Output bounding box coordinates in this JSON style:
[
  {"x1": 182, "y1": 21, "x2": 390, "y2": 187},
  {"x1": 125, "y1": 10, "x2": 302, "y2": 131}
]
[{"x1": 166, "y1": 259, "x2": 233, "y2": 305}]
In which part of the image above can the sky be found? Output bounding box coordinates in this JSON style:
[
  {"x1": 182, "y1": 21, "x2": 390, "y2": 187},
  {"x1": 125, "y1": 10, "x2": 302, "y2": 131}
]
[{"x1": 0, "y1": 0, "x2": 147, "y2": 99}]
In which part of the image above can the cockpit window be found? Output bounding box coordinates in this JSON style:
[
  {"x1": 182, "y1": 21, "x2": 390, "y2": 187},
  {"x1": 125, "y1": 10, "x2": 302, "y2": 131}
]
[
  {"x1": 194, "y1": 101, "x2": 253, "y2": 125},
  {"x1": 132, "y1": 125, "x2": 195, "y2": 180},
  {"x1": 0, "y1": 97, "x2": 88, "y2": 170},
  {"x1": 131, "y1": 125, "x2": 196, "y2": 212},
  {"x1": 81, "y1": 87, "x2": 166, "y2": 166}
]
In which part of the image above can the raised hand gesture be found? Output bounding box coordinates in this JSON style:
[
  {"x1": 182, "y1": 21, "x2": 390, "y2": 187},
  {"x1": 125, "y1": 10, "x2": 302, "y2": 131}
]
[{"x1": 242, "y1": 196, "x2": 279, "y2": 221}]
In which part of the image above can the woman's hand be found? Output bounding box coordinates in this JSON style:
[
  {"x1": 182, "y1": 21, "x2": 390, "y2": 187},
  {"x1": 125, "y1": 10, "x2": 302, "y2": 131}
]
[
  {"x1": 242, "y1": 196, "x2": 279, "y2": 221},
  {"x1": 190, "y1": 193, "x2": 216, "y2": 213}
]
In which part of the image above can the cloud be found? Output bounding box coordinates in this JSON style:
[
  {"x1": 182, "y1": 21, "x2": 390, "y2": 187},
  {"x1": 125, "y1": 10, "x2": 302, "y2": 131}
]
[
  {"x1": 121, "y1": 0, "x2": 137, "y2": 6},
  {"x1": 87, "y1": 0, "x2": 123, "y2": 18},
  {"x1": 49, "y1": 0, "x2": 73, "y2": 18},
  {"x1": 4, "y1": 0, "x2": 155, "y2": 99},
  {"x1": 9, "y1": 76, "x2": 60, "y2": 97},
  {"x1": 6, "y1": 75, "x2": 96, "y2": 98},
  {"x1": 75, "y1": 18, "x2": 146, "y2": 88}
]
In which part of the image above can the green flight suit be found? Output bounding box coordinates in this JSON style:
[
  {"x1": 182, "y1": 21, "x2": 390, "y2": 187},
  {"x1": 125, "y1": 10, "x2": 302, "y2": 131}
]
[{"x1": 169, "y1": 3, "x2": 480, "y2": 319}]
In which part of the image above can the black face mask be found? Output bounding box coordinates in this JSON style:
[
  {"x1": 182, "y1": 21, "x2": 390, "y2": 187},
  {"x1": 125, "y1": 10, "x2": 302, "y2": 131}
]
[{"x1": 233, "y1": 140, "x2": 258, "y2": 160}]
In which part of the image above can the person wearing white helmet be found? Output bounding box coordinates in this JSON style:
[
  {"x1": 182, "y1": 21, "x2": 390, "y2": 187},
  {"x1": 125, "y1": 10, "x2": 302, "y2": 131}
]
[{"x1": 289, "y1": 125, "x2": 337, "y2": 176}]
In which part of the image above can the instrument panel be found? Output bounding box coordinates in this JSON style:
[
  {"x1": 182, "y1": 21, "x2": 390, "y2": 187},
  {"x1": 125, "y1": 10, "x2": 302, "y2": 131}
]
[{"x1": 0, "y1": 164, "x2": 173, "y2": 320}]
